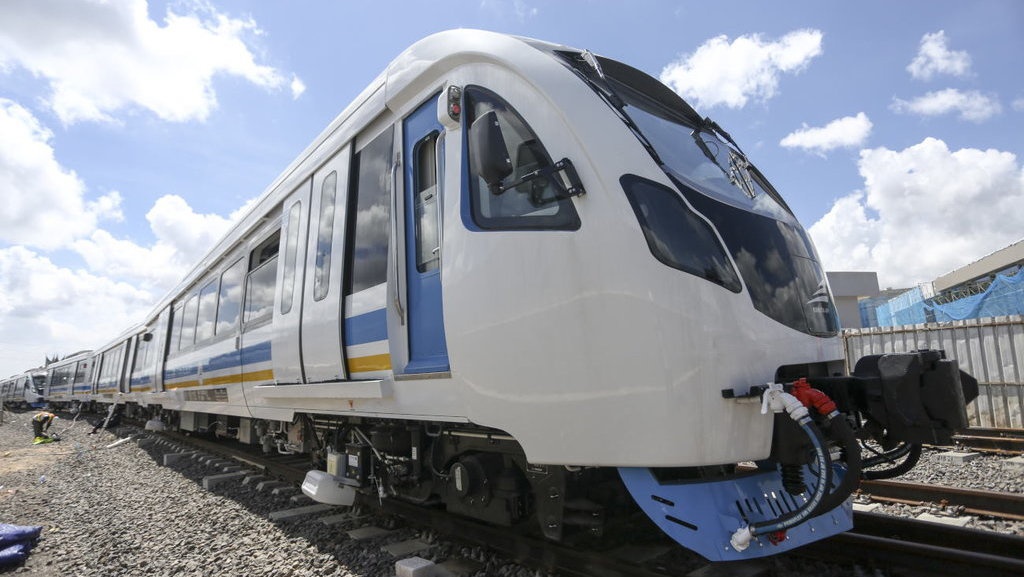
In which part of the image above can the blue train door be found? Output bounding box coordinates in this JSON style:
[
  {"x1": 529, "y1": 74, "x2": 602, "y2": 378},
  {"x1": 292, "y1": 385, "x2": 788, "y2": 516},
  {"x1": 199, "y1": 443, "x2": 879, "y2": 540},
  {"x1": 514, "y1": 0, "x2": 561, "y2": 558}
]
[{"x1": 402, "y1": 96, "x2": 449, "y2": 373}]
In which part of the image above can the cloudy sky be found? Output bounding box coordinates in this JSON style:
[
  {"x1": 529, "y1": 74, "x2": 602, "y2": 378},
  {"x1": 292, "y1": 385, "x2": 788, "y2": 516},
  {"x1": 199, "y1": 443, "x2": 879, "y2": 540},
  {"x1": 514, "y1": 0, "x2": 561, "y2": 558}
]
[{"x1": 1, "y1": 0, "x2": 1022, "y2": 376}]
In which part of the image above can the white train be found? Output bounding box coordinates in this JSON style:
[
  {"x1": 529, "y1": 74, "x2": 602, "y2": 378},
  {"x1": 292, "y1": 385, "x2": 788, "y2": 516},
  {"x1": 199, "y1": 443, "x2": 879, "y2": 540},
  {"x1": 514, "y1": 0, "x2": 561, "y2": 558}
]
[
  {"x1": 0, "y1": 369, "x2": 46, "y2": 409},
  {"x1": 31, "y1": 30, "x2": 975, "y2": 560}
]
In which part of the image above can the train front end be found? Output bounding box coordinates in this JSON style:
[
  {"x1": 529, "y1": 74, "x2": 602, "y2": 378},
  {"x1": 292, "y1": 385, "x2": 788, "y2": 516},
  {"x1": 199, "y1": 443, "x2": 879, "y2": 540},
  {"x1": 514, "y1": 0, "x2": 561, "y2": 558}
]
[{"x1": 496, "y1": 45, "x2": 977, "y2": 560}]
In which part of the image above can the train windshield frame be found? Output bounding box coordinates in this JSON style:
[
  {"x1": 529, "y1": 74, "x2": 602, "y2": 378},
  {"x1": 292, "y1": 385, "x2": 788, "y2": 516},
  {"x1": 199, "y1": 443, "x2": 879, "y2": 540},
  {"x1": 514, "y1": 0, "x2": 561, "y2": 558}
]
[
  {"x1": 555, "y1": 50, "x2": 839, "y2": 337},
  {"x1": 607, "y1": 81, "x2": 798, "y2": 227}
]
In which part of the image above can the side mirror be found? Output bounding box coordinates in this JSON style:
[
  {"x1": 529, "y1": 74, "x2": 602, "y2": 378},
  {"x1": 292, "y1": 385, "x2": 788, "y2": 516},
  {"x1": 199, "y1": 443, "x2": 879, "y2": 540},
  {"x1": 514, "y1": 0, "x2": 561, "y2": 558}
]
[{"x1": 468, "y1": 110, "x2": 513, "y2": 193}]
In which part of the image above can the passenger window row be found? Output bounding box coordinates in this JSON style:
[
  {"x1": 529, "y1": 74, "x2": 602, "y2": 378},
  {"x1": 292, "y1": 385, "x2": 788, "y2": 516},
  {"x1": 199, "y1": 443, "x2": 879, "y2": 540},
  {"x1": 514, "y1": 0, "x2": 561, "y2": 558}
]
[{"x1": 169, "y1": 232, "x2": 280, "y2": 354}]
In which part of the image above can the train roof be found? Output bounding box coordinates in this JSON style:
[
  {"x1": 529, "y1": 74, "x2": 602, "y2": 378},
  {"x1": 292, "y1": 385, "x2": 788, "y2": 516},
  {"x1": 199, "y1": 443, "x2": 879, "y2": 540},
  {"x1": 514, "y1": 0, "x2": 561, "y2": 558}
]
[
  {"x1": 137, "y1": 29, "x2": 579, "y2": 327},
  {"x1": 45, "y1": 350, "x2": 93, "y2": 368}
]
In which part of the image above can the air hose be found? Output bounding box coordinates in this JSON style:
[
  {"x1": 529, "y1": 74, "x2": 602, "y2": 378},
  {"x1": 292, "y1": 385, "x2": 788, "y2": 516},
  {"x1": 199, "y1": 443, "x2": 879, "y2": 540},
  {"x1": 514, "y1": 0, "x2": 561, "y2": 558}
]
[
  {"x1": 730, "y1": 385, "x2": 833, "y2": 552},
  {"x1": 789, "y1": 378, "x2": 862, "y2": 518},
  {"x1": 807, "y1": 414, "x2": 861, "y2": 517},
  {"x1": 862, "y1": 442, "x2": 921, "y2": 480}
]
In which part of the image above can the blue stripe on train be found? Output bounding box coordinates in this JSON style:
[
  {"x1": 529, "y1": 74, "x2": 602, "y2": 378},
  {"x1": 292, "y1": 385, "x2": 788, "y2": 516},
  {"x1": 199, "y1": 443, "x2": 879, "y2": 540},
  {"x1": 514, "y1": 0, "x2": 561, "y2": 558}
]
[
  {"x1": 345, "y1": 309, "x2": 387, "y2": 345},
  {"x1": 164, "y1": 365, "x2": 199, "y2": 381},
  {"x1": 202, "y1": 341, "x2": 270, "y2": 373},
  {"x1": 164, "y1": 341, "x2": 273, "y2": 381}
]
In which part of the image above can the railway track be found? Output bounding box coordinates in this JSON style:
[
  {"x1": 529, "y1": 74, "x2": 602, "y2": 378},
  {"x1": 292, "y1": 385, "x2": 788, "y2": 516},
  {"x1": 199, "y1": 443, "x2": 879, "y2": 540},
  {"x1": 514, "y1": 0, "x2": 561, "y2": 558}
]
[
  {"x1": 799, "y1": 512, "x2": 1024, "y2": 577},
  {"x1": 145, "y1": 428, "x2": 1024, "y2": 577},
  {"x1": 952, "y1": 427, "x2": 1024, "y2": 454},
  {"x1": 859, "y1": 479, "x2": 1024, "y2": 520}
]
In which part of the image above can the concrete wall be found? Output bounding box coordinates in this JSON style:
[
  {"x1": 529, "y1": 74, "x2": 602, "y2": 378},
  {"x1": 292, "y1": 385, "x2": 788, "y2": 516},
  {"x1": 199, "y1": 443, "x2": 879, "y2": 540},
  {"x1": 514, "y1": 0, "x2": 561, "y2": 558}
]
[{"x1": 827, "y1": 271, "x2": 880, "y2": 329}]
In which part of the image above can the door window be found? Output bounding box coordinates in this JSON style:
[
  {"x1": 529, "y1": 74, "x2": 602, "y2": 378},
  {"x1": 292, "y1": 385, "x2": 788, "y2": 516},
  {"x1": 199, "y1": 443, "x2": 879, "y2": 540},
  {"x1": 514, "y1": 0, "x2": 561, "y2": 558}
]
[
  {"x1": 281, "y1": 202, "x2": 303, "y2": 314},
  {"x1": 314, "y1": 172, "x2": 338, "y2": 301},
  {"x1": 414, "y1": 133, "x2": 440, "y2": 272}
]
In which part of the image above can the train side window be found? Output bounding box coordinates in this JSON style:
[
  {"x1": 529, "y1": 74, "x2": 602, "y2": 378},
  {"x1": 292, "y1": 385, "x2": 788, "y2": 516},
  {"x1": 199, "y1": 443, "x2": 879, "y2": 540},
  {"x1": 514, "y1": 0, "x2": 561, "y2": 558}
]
[
  {"x1": 252, "y1": 231, "x2": 280, "y2": 267},
  {"x1": 101, "y1": 349, "x2": 119, "y2": 386},
  {"x1": 54, "y1": 366, "x2": 69, "y2": 387},
  {"x1": 114, "y1": 348, "x2": 123, "y2": 383},
  {"x1": 195, "y1": 280, "x2": 219, "y2": 342},
  {"x1": 180, "y1": 293, "x2": 199, "y2": 348},
  {"x1": 168, "y1": 303, "x2": 184, "y2": 354},
  {"x1": 102, "y1": 351, "x2": 116, "y2": 386},
  {"x1": 281, "y1": 202, "x2": 302, "y2": 314},
  {"x1": 98, "y1": 354, "x2": 108, "y2": 383},
  {"x1": 463, "y1": 86, "x2": 580, "y2": 231},
  {"x1": 73, "y1": 360, "x2": 88, "y2": 385},
  {"x1": 345, "y1": 128, "x2": 394, "y2": 295},
  {"x1": 244, "y1": 231, "x2": 280, "y2": 325},
  {"x1": 216, "y1": 258, "x2": 245, "y2": 334},
  {"x1": 414, "y1": 133, "x2": 440, "y2": 272},
  {"x1": 132, "y1": 332, "x2": 152, "y2": 378},
  {"x1": 314, "y1": 171, "x2": 338, "y2": 301}
]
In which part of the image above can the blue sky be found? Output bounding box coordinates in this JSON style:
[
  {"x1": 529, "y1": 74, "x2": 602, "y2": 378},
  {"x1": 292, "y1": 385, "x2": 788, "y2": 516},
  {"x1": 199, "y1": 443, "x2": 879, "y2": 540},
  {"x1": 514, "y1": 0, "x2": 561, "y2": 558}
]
[{"x1": 1, "y1": 0, "x2": 1023, "y2": 375}]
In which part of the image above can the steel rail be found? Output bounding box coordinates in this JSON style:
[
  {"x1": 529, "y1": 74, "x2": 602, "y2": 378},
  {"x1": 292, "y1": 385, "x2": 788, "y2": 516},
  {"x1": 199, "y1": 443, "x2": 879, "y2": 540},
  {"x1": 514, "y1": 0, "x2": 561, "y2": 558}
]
[
  {"x1": 796, "y1": 512, "x2": 1024, "y2": 577},
  {"x1": 950, "y1": 432, "x2": 1024, "y2": 454},
  {"x1": 859, "y1": 479, "x2": 1024, "y2": 519}
]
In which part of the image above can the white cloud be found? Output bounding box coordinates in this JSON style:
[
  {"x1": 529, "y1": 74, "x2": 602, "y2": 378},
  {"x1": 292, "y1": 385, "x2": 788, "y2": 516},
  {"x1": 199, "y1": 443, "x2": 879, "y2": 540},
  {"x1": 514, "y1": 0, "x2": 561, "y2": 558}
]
[
  {"x1": 780, "y1": 112, "x2": 872, "y2": 155},
  {"x1": 146, "y1": 195, "x2": 234, "y2": 263},
  {"x1": 891, "y1": 89, "x2": 1001, "y2": 122},
  {"x1": 809, "y1": 138, "x2": 1024, "y2": 288},
  {"x1": 71, "y1": 230, "x2": 181, "y2": 294},
  {"x1": 1013, "y1": 97, "x2": 1024, "y2": 112},
  {"x1": 0, "y1": 246, "x2": 153, "y2": 377},
  {"x1": 0, "y1": 93, "x2": 256, "y2": 371},
  {"x1": 71, "y1": 194, "x2": 251, "y2": 294},
  {"x1": 660, "y1": 29, "x2": 823, "y2": 109},
  {"x1": 907, "y1": 30, "x2": 971, "y2": 80},
  {"x1": 0, "y1": 0, "x2": 292, "y2": 124},
  {"x1": 290, "y1": 75, "x2": 306, "y2": 100},
  {"x1": 0, "y1": 99, "x2": 121, "y2": 250},
  {"x1": 1, "y1": 191, "x2": 254, "y2": 377}
]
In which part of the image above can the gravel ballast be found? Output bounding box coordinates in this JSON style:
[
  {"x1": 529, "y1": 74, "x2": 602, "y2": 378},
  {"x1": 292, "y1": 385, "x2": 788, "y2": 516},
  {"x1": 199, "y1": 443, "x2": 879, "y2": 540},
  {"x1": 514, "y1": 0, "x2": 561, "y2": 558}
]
[
  {"x1": 0, "y1": 411, "x2": 352, "y2": 576},
  {"x1": 1, "y1": 407, "x2": 1021, "y2": 576},
  {"x1": 0, "y1": 409, "x2": 554, "y2": 577}
]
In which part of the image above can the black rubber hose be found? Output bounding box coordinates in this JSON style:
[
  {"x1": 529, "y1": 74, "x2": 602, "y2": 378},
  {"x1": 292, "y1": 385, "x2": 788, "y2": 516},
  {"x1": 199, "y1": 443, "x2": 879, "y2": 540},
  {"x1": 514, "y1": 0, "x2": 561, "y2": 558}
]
[
  {"x1": 862, "y1": 443, "x2": 922, "y2": 480},
  {"x1": 862, "y1": 442, "x2": 911, "y2": 468},
  {"x1": 748, "y1": 418, "x2": 832, "y2": 537},
  {"x1": 808, "y1": 416, "x2": 862, "y2": 518}
]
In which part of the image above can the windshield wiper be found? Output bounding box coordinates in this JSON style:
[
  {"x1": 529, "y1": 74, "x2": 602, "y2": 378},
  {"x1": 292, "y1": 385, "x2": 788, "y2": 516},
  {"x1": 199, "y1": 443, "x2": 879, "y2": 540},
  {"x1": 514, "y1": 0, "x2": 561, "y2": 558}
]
[
  {"x1": 564, "y1": 50, "x2": 666, "y2": 165},
  {"x1": 693, "y1": 115, "x2": 761, "y2": 200},
  {"x1": 690, "y1": 129, "x2": 724, "y2": 172},
  {"x1": 727, "y1": 150, "x2": 757, "y2": 199}
]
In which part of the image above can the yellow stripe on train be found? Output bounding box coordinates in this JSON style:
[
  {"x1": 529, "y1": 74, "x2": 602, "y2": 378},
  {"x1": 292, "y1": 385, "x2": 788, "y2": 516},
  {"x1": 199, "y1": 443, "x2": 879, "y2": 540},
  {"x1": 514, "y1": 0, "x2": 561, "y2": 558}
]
[
  {"x1": 347, "y1": 354, "x2": 392, "y2": 373},
  {"x1": 162, "y1": 359, "x2": 387, "y2": 389},
  {"x1": 203, "y1": 369, "x2": 275, "y2": 386},
  {"x1": 164, "y1": 380, "x2": 200, "y2": 390},
  {"x1": 165, "y1": 369, "x2": 276, "y2": 389}
]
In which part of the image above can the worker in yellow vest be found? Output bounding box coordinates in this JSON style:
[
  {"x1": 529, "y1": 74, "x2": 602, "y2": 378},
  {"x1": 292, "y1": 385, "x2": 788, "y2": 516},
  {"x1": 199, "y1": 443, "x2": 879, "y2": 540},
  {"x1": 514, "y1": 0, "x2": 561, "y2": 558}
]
[{"x1": 32, "y1": 411, "x2": 58, "y2": 444}]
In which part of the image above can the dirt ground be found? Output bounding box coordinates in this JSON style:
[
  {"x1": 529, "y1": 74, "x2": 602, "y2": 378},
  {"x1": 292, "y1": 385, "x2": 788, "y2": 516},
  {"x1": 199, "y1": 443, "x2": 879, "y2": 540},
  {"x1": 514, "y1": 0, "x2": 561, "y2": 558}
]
[{"x1": 0, "y1": 407, "x2": 101, "y2": 508}]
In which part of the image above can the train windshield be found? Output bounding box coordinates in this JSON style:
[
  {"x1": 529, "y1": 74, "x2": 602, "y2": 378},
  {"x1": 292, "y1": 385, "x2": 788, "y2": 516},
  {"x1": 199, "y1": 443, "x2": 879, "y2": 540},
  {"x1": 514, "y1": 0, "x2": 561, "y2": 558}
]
[{"x1": 557, "y1": 51, "x2": 839, "y2": 336}]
